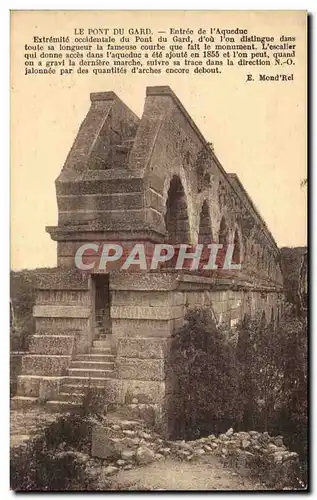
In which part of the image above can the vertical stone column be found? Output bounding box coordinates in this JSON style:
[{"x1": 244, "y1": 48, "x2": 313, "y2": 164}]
[
  {"x1": 16, "y1": 269, "x2": 93, "y2": 402},
  {"x1": 109, "y1": 272, "x2": 185, "y2": 429}
]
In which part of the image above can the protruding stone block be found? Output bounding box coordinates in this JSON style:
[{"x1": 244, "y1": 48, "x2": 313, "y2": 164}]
[
  {"x1": 39, "y1": 377, "x2": 62, "y2": 402},
  {"x1": 117, "y1": 338, "x2": 168, "y2": 359},
  {"x1": 116, "y1": 358, "x2": 165, "y2": 381},
  {"x1": 33, "y1": 305, "x2": 90, "y2": 318},
  {"x1": 29, "y1": 335, "x2": 74, "y2": 355},
  {"x1": 22, "y1": 355, "x2": 71, "y2": 376}
]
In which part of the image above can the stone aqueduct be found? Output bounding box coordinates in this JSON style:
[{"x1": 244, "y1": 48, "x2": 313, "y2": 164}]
[{"x1": 13, "y1": 86, "x2": 285, "y2": 427}]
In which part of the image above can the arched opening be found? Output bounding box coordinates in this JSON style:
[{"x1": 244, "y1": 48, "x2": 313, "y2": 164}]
[
  {"x1": 165, "y1": 175, "x2": 190, "y2": 245},
  {"x1": 217, "y1": 216, "x2": 229, "y2": 269},
  {"x1": 232, "y1": 229, "x2": 241, "y2": 265},
  {"x1": 218, "y1": 216, "x2": 229, "y2": 245},
  {"x1": 271, "y1": 308, "x2": 275, "y2": 326},
  {"x1": 198, "y1": 201, "x2": 213, "y2": 244}
]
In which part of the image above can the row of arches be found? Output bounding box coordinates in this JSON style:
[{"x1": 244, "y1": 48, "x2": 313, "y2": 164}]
[{"x1": 164, "y1": 175, "x2": 242, "y2": 264}]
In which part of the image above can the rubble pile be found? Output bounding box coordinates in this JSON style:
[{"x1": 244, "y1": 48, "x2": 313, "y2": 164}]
[{"x1": 91, "y1": 419, "x2": 299, "y2": 488}]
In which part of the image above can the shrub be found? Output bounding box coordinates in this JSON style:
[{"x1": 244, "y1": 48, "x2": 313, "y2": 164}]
[
  {"x1": 81, "y1": 383, "x2": 107, "y2": 418},
  {"x1": 167, "y1": 308, "x2": 242, "y2": 439},
  {"x1": 10, "y1": 414, "x2": 99, "y2": 491}
]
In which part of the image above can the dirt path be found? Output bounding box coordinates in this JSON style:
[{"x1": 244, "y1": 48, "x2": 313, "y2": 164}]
[{"x1": 109, "y1": 456, "x2": 267, "y2": 491}]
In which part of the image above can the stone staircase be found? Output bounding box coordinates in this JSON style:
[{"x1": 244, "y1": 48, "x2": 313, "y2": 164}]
[
  {"x1": 12, "y1": 337, "x2": 117, "y2": 412},
  {"x1": 46, "y1": 338, "x2": 116, "y2": 412}
]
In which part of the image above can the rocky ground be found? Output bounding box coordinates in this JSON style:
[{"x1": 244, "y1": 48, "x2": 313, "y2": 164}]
[
  {"x1": 10, "y1": 409, "x2": 302, "y2": 491},
  {"x1": 89, "y1": 414, "x2": 301, "y2": 490},
  {"x1": 10, "y1": 407, "x2": 62, "y2": 448}
]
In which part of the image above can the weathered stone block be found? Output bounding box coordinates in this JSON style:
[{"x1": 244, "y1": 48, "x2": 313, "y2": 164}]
[
  {"x1": 111, "y1": 290, "x2": 169, "y2": 307},
  {"x1": 117, "y1": 338, "x2": 168, "y2": 359},
  {"x1": 29, "y1": 335, "x2": 75, "y2": 355},
  {"x1": 122, "y1": 380, "x2": 166, "y2": 404},
  {"x1": 116, "y1": 358, "x2": 165, "y2": 381},
  {"x1": 39, "y1": 377, "x2": 61, "y2": 402},
  {"x1": 112, "y1": 319, "x2": 172, "y2": 338},
  {"x1": 111, "y1": 305, "x2": 184, "y2": 321},
  {"x1": 58, "y1": 193, "x2": 144, "y2": 212},
  {"x1": 33, "y1": 305, "x2": 90, "y2": 318},
  {"x1": 35, "y1": 317, "x2": 88, "y2": 334},
  {"x1": 17, "y1": 375, "x2": 40, "y2": 397},
  {"x1": 36, "y1": 289, "x2": 89, "y2": 306},
  {"x1": 110, "y1": 271, "x2": 177, "y2": 291},
  {"x1": 91, "y1": 428, "x2": 125, "y2": 459},
  {"x1": 102, "y1": 378, "x2": 124, "y2": 404},
  {"x1": 22, "y1": 355, "x2": 71, "y2": 376}
]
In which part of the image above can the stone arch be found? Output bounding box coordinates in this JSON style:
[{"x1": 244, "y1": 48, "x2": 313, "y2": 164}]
[
  {"x1": 164, "y1": 175, "x2": 191, "y2": 245},
  {"x1": 218, "y1": 216, "x2": 229, "y2": 245},
  {"x1": 198, "y1": 200, "x2": 213, "y2": 244}
]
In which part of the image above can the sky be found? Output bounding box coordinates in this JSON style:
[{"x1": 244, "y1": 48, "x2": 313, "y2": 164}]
[{"x1": 10, "y1": 10, "x2": 307, "y2": 270}]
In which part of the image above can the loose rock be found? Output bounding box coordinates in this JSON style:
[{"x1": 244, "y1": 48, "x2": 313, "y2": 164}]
[
  {"x1": 104, "y1": 465, "x2": 119, "y2": 476},
  {"x1": 136, "y1": 446, "x2": 155, "y2": 465}
]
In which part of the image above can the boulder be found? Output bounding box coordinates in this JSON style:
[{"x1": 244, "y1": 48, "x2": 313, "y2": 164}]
[
  {"x1": 242, "y1": 439, "x2": 251, "y2": 449},
  {"x1": 123, "y1": 464, "x2": 133, "y2": 471},
  {"x1": 121, "y1": 449, "x2": 136, "y2": 461},
  {"x1": 136, "y1": 446, "x2": 155, "y2": 465},
  {"x1": 104, "y1": 466, "x2": 119, "y2": 476},
  {"x1": 123, "y1": 429, "x2": 136, "y2": 437},
  {"x1": 91, "y1": 430, "x2": 124, "y2": 459},
  {"x1": 116, "y1": 459, "x2": 126, "y2": 466},
  {"x1": 194, "y1": 448, "x2": 206, "y2": 456},
  {"x1": 111, "y1": 424, "x2": 121, "y2": 431},
  {"x1": 121, "y1": 437, "x2": 140, "y2": 448}
]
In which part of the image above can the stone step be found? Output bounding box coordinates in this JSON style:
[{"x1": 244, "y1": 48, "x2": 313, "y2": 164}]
[
  {"x1": 45, "y1": 400, "x2": 81, "y2": 413},
  {"x1": 62, "y1": 376, "x2": 115, "y2": 387},
  {"x1": 93, "y1": 339, "x2": 111, "y2": 347},
  {"x1": 58, "y1": 392, "x2": 85, "y2": 404},
  {"x1": 90, "y1": 347, "x2": 111, "y2": 354},
  {"x1": 70, "y1": 361, "x2": 115, "y2": 370},
  {"x1": 11, "y1": 396, "x2": 39, "y2": 410},
  {"x1": 68, "y1": 368, "x2": 115, "y2": 378},
  {"x1": 61, "y1": 383, "x2": 107, "y2": 394},
  {"x1": 76, "y1": 353, "x2": 115, "y2": 362}
]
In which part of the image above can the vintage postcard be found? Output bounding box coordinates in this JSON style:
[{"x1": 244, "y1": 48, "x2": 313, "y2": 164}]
[{"x1": 10, "y1": 10, "x2": 307, "y2": 491}]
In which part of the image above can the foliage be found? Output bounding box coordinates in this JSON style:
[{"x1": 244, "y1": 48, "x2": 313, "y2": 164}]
[
  {"x1": 10, "y1": 413, "x2": 99, "y2": 491},
  {"x1": 280, "y1": 247, "x2": 307, "y2": 315},
  {"x1": 168, "y1": 308, "x2": 242, "y2": 439},
  {"x1": 81, "y1": 382, "x2": 107, "y2": 418},
  {"x1": 168, "y1": 306, "x2": 307, "y2": 486},
  {"x1": 236, "y1": 310, "x2": 307, "y2": 440},
  {"x1": 10, "y1": 268, "x2": 53, "y2": 351}
]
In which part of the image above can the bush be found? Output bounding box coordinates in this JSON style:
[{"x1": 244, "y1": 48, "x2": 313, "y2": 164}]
[
  {"x1": 81, "y1": 383, "x2": 107, "y2": 418},
  {"x1": 10, "y1": 414, "x2": 99, "y2": 491},
  {"x1": 167, "y1": 306, "x2": 307, "y2": 487},
  {"x1": 236, "y1": 310, "x2": 308, "y2": 487},
  {"x1": 167, "y1": 308, "x2": 242, "y2": 439}
]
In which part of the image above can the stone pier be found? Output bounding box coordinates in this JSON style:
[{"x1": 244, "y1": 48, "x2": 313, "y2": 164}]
[{"x1": 12, "y1": 86, "x2": 285, "y2": 431}]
